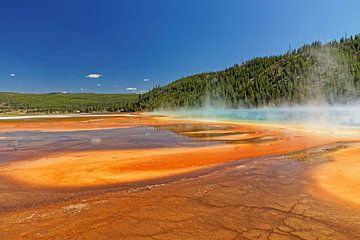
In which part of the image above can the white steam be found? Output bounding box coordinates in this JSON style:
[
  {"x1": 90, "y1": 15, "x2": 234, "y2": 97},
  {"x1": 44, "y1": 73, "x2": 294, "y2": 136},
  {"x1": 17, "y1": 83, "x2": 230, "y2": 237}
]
[
  {"x1": 303, "y1": 45, "x2": 356, "y2": 104},
  {"x1": 154, "y1": 44, "x2": 360, "y2": 131}
]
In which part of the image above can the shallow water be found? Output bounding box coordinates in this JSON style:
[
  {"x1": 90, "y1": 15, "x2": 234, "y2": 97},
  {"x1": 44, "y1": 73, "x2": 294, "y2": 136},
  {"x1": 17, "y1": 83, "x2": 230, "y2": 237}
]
[{"x1": 0, "y1": 126, "x2": 223, "y2": 163}]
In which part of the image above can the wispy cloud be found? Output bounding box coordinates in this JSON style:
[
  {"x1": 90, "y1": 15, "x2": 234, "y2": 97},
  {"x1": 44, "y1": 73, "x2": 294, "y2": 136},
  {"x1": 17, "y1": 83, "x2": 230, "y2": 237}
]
[
  {"x1": 126, "y1": 87, "x2": 137, "y2": 91},
  {"x1": 10, "y1": 73, "x2": 15, "y2": 77},
  {"x1": 144, "y1": 78, "x2": 150, "y2": 82},
  {"x1": 97, "y1": 83, "x2": 102, "y2": 87},
  {"x1": 85, "y1": 73, "x2": 103, "y2": 79}
]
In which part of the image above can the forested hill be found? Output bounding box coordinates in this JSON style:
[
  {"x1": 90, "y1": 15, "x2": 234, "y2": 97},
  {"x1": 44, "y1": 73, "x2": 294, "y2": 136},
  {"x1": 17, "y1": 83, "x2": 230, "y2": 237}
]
[{"x1": 138, "y1": 34, "x2": 360, "y2": 110}]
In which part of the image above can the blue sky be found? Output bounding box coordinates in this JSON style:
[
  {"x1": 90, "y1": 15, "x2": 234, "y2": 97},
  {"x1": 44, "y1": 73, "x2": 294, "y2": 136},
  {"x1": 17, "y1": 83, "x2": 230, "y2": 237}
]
[{"x1": 0, "y1": 0, "x2": 359, "y2": 93}]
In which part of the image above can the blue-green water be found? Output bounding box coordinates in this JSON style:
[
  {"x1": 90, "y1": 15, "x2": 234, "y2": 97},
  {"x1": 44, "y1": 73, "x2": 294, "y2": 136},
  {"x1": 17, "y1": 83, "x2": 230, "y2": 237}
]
[{"x1": 154, "y1": 106, "x2": 360, "y2": 128}]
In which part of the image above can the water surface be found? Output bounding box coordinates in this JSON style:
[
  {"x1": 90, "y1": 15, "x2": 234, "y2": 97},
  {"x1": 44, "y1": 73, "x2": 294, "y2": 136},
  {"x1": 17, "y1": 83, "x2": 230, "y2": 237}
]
[
  {"x1": 0, "y1": 126, "x2": 223, "y2": 163},
  {"x1": 155, "y1": 106, "x2": 360, "y2": 129}
]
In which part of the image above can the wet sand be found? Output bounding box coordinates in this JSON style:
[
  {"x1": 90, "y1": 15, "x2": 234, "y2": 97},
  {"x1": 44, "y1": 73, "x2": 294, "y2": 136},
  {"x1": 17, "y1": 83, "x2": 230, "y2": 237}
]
[{"x1": 1, "y1": 114, "x2": 360, "y2": 239}]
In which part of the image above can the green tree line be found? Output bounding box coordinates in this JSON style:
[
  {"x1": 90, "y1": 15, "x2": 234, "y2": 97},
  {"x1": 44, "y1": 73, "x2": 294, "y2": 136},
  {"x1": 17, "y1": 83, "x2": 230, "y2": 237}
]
[{"x1": 0, "y1": 93, "x2": 138, "y2": 113}]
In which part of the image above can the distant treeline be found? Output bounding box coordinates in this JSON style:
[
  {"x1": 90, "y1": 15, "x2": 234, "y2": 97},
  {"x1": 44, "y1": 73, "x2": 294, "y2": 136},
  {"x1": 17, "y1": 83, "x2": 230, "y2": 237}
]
[
  {"x1": 2, "y1": 34, "x2": 360, "y2": 114},
  {"x1": 138, "y1": 34, "x2": 360, "y2": 110},
  {"x1": 0, "y1": 93, "x2": 138, "y2": 113}
]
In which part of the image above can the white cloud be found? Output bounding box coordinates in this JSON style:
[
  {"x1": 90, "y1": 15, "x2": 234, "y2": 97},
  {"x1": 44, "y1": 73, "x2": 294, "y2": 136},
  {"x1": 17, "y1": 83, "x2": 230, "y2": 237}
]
[
  {"x1": 144, "y1": 78, "x2": 150, "y2": 82},
  {"x1": 10, "y1": 73, "x2": 15, "y2": 77},
  {"x1": 97, "y1": 83, "x2": 102, "y2": 87},
  {"x1": 126, "y1": 87, "x2": 137, "y2": 91},
  {"x1": 85, "y1": 73, "x2": 103, "y2": 79},
  {"x1": 80, "y1": 88, "x2": 87, "y2": 91}
]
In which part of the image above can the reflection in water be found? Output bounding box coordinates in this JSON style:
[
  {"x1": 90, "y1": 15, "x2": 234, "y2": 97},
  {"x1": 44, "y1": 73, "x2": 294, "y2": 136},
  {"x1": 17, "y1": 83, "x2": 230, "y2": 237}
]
[
  {"x1": 0, "y1": 124, "x2": 279, "y2": 163},
  {"x1": 0, "y1": 126, "x2": 222, "y2": 163}
]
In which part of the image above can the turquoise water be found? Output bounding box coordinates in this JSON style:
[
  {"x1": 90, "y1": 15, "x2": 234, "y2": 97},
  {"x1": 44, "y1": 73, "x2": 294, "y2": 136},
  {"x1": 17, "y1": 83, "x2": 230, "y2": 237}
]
[{"x1": 155, "y1": 106, "x2": 360, "y2": 128}]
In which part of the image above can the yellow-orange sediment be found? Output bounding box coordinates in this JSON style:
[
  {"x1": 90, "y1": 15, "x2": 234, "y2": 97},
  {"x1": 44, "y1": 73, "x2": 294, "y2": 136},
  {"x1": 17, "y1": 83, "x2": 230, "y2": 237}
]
[
  {"x1": 0, "y1": 115, "x2": 351, "y2": 188},
  {"x1": 313, "y1": 145, "x2": 360, "y2": 207}
]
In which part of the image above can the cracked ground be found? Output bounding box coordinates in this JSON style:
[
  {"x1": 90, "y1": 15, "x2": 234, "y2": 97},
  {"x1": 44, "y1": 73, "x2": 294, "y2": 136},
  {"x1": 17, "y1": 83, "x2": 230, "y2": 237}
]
[{"x1": 1, "y1": 144, "x2": 360, "y2": 240}]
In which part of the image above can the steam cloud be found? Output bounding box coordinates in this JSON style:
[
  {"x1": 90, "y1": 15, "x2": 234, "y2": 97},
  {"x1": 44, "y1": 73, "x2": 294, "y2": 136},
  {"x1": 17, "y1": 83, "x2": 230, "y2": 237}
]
[
  {"x1": 303, "y1": 45, "x2": 356, "y2": 104},
  {"x1": 155, "y1": 43, "x2": 360, "y2": 130}
]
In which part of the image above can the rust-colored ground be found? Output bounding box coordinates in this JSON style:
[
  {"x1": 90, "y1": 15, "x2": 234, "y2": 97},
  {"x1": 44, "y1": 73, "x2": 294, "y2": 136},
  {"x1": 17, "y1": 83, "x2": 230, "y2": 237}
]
[{"x1": 1, "y1": 114, "x2": 360, "y2": 239}]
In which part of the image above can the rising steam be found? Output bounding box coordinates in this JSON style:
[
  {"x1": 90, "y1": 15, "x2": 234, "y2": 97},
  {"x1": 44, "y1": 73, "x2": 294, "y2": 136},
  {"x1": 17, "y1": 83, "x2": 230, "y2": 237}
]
[
  {"x1": 154, "y1": 43, "x2": 360, "y2": 130},
  {"x1": 303, "y1": 44, "x2": 357, "y2": 104}
]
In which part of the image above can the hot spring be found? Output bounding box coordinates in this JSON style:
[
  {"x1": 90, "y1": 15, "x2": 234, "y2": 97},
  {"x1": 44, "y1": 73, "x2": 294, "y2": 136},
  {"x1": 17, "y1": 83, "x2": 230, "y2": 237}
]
[{"x1": 153, "y1": 105, "x2": 360, "y2": 130}]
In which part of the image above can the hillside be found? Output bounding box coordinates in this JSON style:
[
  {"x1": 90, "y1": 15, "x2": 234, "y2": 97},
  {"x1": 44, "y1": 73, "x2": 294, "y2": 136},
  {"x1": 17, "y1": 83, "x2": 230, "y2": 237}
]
[
  {"x1": 139, "y1": 34, "x2": 360, "y2": 110},
  {"x1": 0, "y1": 92, "x2": 138, "y2": 114},
  {"x1": 1, "y1": 35, "x2": 360, "y2": 114}
]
